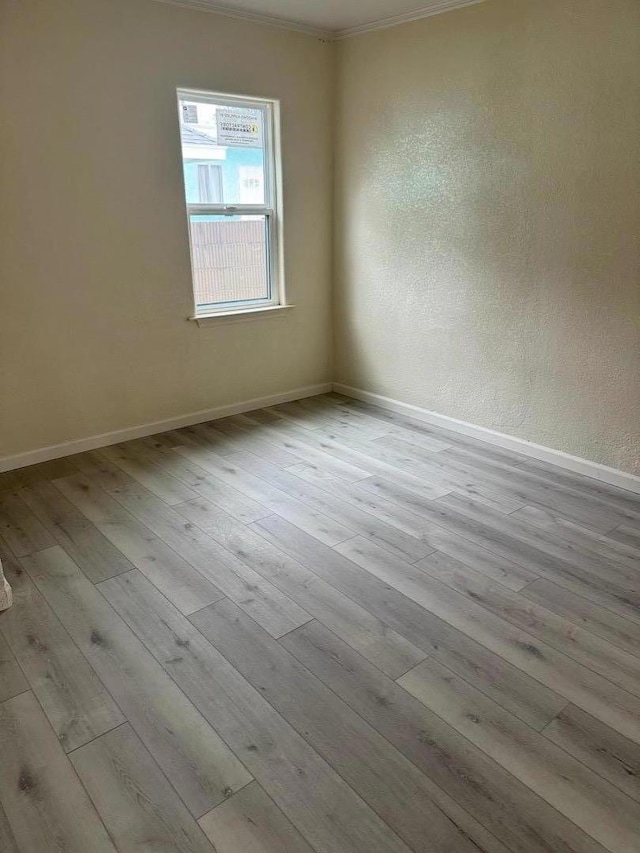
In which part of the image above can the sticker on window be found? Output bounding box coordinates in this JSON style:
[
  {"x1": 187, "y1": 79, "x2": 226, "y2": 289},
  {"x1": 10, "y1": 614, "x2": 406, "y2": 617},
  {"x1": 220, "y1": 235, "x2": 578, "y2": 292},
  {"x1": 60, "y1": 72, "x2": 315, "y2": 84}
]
[
  {"x1": 216, "y1": 108, "x2": 262, "y2": 148},
  {"x1": 182, "y1": 103, "x2": 198, "y2": 123}
]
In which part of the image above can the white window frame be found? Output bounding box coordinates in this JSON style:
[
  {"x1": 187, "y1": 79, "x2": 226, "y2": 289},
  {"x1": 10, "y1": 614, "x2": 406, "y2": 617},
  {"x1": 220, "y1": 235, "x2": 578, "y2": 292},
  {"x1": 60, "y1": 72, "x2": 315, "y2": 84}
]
[{"x1": 177, "y1": 88, "x2": 285, "y2": 319}]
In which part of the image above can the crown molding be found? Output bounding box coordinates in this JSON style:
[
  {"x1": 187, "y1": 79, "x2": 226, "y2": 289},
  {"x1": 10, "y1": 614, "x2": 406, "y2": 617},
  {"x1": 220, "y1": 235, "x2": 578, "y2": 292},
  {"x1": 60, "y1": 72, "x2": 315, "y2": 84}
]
[
  {"x1": 334, "y1": 0, "x2": 485, "y2": 39},
  {"x1": 150, "y1": 0, "x2": 485, "y2": 41},
  {"x1": 152, "y1": 0, "x2": 333, "y2": 40}
]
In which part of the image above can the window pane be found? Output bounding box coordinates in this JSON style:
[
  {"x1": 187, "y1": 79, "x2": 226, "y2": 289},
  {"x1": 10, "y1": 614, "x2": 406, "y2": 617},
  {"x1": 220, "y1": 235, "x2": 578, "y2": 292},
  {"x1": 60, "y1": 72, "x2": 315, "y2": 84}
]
[
  {"x1": 197, "y1": 164, "x2": 223, "y2": 203},
  {"x1": 179, "y1": 98, "x2": 267, "y2": 206},
  {"x1": 189, "y1": 214, "x2": 270, "y2": 309}
]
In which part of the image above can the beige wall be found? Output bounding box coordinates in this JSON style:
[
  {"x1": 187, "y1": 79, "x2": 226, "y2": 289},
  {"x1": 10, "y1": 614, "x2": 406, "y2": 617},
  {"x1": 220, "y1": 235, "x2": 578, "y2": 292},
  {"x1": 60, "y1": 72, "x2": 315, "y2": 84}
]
[
  {"x1": 334, "y1": 0, "x2": 640, "y2": 474},
  {"x1": 2, "y1": 0, "x2": 639, "y2": 476},
  {"x1": 0, "y1": 0, "x2": 333, "y2": 458}
]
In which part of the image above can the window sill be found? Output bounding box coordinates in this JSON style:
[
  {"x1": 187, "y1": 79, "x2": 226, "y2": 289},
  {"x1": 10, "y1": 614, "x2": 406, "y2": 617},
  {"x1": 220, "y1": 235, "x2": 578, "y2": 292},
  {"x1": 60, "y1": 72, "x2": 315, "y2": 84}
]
[{"x1": 188, "y1": 304, "x2": 294, "y2": 327}]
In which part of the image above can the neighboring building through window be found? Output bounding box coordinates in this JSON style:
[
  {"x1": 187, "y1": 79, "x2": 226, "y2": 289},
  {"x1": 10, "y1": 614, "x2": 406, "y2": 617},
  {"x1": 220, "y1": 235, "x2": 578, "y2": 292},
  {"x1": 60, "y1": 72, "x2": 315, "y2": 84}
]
[
  {"x1": 177, "y1": 89, "x2": 283, "y2": 316},
  {"x1": 197, "y1": 164, "x2": 223, "y2": 204}
]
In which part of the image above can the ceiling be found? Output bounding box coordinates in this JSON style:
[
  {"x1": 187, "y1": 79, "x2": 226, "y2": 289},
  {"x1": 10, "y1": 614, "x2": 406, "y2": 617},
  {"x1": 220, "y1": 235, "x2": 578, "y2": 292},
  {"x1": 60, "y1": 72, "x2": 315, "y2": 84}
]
[{"x1": 156, "y1": 0, "x2": 484, "y2": 38}]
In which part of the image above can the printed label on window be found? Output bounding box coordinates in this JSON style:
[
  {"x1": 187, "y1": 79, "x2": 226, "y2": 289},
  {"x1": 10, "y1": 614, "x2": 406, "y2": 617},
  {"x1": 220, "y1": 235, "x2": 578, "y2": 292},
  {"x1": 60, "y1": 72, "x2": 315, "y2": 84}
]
[
  {"x1": 182, "y1": 103, "x2": 198, "y2": 123},
  {"x1": 216, "y1": 108, "x2": 262, "y2": 148}
]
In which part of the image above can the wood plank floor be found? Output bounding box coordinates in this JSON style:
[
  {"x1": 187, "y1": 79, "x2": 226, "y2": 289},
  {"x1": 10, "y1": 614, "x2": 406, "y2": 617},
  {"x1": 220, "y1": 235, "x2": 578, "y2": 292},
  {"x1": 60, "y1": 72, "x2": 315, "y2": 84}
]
[{"x1": 1, "y1": 393, "x2": 639, "y2": 853}]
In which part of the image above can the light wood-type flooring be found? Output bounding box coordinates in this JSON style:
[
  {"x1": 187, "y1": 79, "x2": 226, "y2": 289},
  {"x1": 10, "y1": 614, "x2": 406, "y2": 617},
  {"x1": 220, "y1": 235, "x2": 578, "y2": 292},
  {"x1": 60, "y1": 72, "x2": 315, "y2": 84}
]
[{"x1": 1, "y1": 393, "x2": 640, "y2": 853}]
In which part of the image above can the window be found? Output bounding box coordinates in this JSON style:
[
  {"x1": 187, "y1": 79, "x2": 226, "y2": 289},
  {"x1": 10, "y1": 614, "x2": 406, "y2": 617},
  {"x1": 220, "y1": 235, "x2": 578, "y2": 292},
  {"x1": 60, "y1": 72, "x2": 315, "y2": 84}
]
[{"x1": 177, "y1": 89, "x2": 284, "y2": 317}]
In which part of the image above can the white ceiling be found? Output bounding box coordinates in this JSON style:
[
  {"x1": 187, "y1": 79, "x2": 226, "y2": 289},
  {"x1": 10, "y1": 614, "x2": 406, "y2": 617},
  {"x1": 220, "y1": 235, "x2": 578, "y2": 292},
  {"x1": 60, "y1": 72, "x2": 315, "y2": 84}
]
[{"x1": 157, "y1": 0, "x2": 484, "y2": 38}]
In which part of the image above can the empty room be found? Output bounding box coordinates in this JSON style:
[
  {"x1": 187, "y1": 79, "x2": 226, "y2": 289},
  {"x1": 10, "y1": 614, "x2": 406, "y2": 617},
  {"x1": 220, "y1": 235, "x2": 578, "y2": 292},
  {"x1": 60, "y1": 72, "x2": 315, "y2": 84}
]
[{"x1": 1, "y1": 0, "x2": 639, "y2": 851}]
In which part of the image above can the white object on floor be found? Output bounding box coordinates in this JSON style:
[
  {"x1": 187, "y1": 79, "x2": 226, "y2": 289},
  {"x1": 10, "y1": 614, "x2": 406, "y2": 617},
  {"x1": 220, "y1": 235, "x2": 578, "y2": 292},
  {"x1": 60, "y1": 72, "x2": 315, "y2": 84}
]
[{"x1": 0, "y1": 561, "x2": 12, "y2": 610}]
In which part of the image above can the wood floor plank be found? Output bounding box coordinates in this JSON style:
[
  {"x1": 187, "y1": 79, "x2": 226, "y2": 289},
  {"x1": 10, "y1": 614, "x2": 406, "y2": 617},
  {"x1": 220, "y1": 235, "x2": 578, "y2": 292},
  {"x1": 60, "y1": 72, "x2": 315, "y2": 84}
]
[
  {"x1": 198, "y1": 781, "x2": 315, "y2": 853},
  {"x1": 142, "y1": 431, "x2": 188, "y2": 451},
  {"x1": 298, "y1": 423, "x2": 482, "y2": 504},
  {"x1": 282, "y1": 619, "x2": 608, "y2": 853},
  {"x1": 0, "y1": 491, "x2": 54, "y2": 556},
  {"x1": 245, "y1": 416, "x2": 375, "y2": 483},
  {"x1": 269, "y1": 400, "x2": 337, "y2": 429},
  {"x1": 417, "y1": 550, "x2": 640, "y2": 699},
  {"x1": 20, "y1": 480, "x2": 135, "y2": 582},
  {"x1": 241, "y1": 409, "x2": 284, "y2": 425},
  {"x1": 246, "y1": 415, "x2": 452, "y2": 501},
  {"x1": 70, "y1": 723, "x2": 215, "y2": 853},
  {"x1": 339, "y1": 398, "x2": 529, "y2": 466},
  {"x1": 68, "y1": 450, "x2": 134, "y2": 490},
  {"x1": 399, "y1": 657, "x2": 640, "y2": 853},
  {"x1": 542, "y1": 704, "x2": 640, "y2": 804},
  {"x1": 0, "y1": 801, "x2": 20, "y2": 853},
  {"x1": 99, "y1": 443, "x2": 200, "y2": 505},
  {"x1": 314, "y1": 404, "x2": 452, "y2": 448},
  {"x1": 287, "y1": 462, "x2": 437, "y2": 527},
  {"x1": 271, "y1": 400, "x2": 397, "y2": 444},
  {"x1": 96, "y1": 567, "x2": 413, "y2": 853},
  {"x1": 517, "y1": 456, "x2": 640, "y2": 503},
  {"x1": 54, "y1": 473, "x2": 224, "y2": 614},
  {"x1": 512, "y1": 459, "x2": 640, "y2": 522},
  {"x1": 254, "y1": 399, "x2": 347, "y2": 428},
  {"x1": 107, "y1": 479, "x2": 311, "y2": 638},
  {"x1": 287, "y1": 397, "x2": 395, "y2": 427},
  {"x1": 0, "y1": 632, "x2": 28, "y2": 703},
  {"x1": 0, "y1": 457, "x2": 79, "y2": 492},
  {"x1": 196, "y1": 419, "x2": 306, "y2": 467},
  {"x1": 267, "y1": 397, "x2": 390, "y2": 430},
  {"x1": 432, "y1": 443, "x2": 634, "y2": 532},
  {"x1": 362, "y1": 479, "x2": 640, "y2": 623},
  {"x1": 175, "y1": 497, "x2": 426, "y2": 677},
  {"x1": 273, "y1": 398, "x2": 640, "y2": 534},
  {"x1": 198, "y1": 413, "x2": 371, "y2": 484},
  {"x1": 178, "y1": 423, "x2": 249, "y2": 456},
  {"x1": 0, "y1": 470, "x2": 23, "y2": 493},
  {"x1": 413, "y1": 480, "x2": 635, "y2": 597},
  {"x1": 280, "y1": 394, "x2": 340, "y2": 412},
  {"x1": 22, "y1": 546, "x2": 251, "y2": 817},
  {"x1": 313, "y1": 392, "x2": 353, "y2": 406},
  {"x1": 175, "y1": 443, "x2": 357, "y2": 545},
  {"x1": 228, "y1": 450, "x2": 433, "y2": 562},
  {"x1": 522, "y1": 578, "x2": 640, "y2": 658},
  {"x1": 193, "y1": 597, "x2": 482, "y2": 853},
  {"x1": 365, "y1": 422, "x2": 455, "y2": 453},
  {"x1": 418, "y1": 523, "x2": 540, "y2": 589},
  {"x1": 511, "y1": 505, "x2": 640, "y2": 571},
  {"x1": 212, "y1": 417, "x2": 307, "y2": 465},
  {"x1": 441, "y1": 494, "x2": 640, "y2": 592},
  {"x1": 357, "y1": 469, "x2": 520, "y2": 529},
  {"x1": 1, "y1": 550, "x2": 125, "y2": 751},
  {"x1": 357, "y1": 434, "x2": 526, "y2": 514},
  {"x1": 253, "y1": 515, "x2": 566, "y2": 729},
  {"x1": 337, "y1": 536, "x2": 640, "y2": 742},
  {"x1": 0, "y1": 691, "x2": 117, "y2": 853},
  {"x1": 136, "y1": 440, "x2": 273, "y2": 524},
  {"x1": 289, "y1": 464, "x2": 539, "y2": 590},
  {"x1": 609, "y1": 524, "x2": 640, "y2": 550},
  {"x1": 311, "y1": 415, "x2": 397, "y2": 445}
]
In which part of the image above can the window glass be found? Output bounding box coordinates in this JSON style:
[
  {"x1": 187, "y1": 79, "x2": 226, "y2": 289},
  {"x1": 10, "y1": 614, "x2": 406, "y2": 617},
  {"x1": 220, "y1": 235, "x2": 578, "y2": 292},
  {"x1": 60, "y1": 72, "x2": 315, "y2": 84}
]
[
  {"x1": 188, "y1": 214, "x2": 270, "y2": 309},
  {"x1": 179, "y1": 98, "x2": 267, "y2": 207}
]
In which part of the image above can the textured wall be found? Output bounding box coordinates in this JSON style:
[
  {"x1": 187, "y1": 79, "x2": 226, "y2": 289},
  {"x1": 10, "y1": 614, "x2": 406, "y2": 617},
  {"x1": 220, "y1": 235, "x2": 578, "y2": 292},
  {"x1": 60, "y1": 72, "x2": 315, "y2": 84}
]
[
  {"x1": 0, "y1": 0, "x2": 333, "y2": 458},
  {"x1": 334, "y1": 0, "x2": 640, "y2": 474}
]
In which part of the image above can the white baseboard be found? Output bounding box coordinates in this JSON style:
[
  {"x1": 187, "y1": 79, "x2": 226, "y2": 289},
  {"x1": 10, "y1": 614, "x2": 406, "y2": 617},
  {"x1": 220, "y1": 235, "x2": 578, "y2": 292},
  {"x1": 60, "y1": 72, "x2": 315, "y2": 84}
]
[
  {"x1": 5, "y1": 379, "x2": 639, "y2": 496},
  {"x1": 333, "y1": 383, "x2": 640, "y2": 496},
  {"x1": 0, "y1": 383, "x2": 332, "y2": 474}
]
